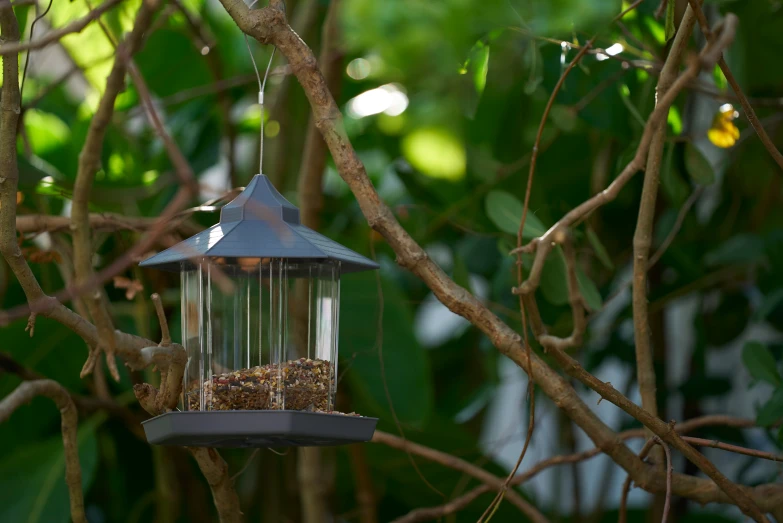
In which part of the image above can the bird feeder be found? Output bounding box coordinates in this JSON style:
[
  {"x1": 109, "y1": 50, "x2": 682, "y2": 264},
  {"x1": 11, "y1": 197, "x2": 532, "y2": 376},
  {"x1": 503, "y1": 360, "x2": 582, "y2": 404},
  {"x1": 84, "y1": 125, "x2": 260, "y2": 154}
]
[{"x1": 139, "y1": 175, "x2": 379, "y2": 447}]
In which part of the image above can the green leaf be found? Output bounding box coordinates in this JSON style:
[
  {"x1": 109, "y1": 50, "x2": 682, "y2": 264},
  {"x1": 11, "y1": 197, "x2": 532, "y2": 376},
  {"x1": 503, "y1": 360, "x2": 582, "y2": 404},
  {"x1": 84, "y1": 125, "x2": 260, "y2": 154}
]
[
  {"x1": 523, "y1": 42, "x2": 543, "y2": 95},
  {"x1": 665, "y1": 0, "x2": 676, "y2": 41},
  {"x1": 549, "y1": 105, "x2": 578, "y2": 133},
  {"x1": 756, "y1": 388, "x2": 783, "y2": 427},
  {"x1": 742, "y1": 341, "x2": 781, "y2": 386},
  {"x1": 341, "y1": 272, "x2": 433, "y2": 427},
  {"x1": 576, "y1": 268, "x2": 603, "y2": 311},
  {"x1": 684, "y1": 143, "x2": 716, "y2": 185},
  {"x1": 705, "y1": 234, "x2": 766, "y2": 266},
  {"x1": 539, "y1": 248, "x2": 602, "y2": 310},
  {"x1": 485, "y1": 190, "x2": 546, "y2": 239},
  {"x1": 539, "y1": 248, "x2": 569, "y2": 305},
  {"x1": 471, "y1": 42, "x2": 490, "y2": 98},
  {"x1": 586, "y1": 227, "x2": 614, "y2": 269},
  {"x1": 0, "y1": 424, "x2": 99, "y2": 523},
  {"x1": 756, "y1": 289, "x2": 783, "y2": 322}
]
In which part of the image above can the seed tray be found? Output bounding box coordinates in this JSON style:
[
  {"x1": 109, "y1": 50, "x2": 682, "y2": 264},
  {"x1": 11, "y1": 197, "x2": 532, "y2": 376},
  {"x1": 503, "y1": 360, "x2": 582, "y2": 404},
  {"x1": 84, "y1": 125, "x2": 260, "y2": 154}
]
[{"x1": 142, "y1": 410, "x2": 378, "y2": 447}]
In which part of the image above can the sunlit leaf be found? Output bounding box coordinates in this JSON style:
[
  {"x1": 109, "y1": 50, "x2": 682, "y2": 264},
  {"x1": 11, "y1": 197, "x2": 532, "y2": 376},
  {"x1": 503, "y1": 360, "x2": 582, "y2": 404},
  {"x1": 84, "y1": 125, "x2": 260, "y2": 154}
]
[
  {"x1": 402, "y1": 127, "x2": 466, "y2": 181},
  {"x1": 667, "y1": 105, "x2": 682, "y2": 134},
  {"x1": 23, "y1": 110, "x2": 70, "y2": 155}
]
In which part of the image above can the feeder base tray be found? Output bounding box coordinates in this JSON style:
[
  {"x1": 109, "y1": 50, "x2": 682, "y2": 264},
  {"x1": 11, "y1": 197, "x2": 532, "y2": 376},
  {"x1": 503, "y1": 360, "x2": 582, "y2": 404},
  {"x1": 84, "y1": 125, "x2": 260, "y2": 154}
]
[{"x1": 142, "y1": 410, "x2": 378, "y2": 447}]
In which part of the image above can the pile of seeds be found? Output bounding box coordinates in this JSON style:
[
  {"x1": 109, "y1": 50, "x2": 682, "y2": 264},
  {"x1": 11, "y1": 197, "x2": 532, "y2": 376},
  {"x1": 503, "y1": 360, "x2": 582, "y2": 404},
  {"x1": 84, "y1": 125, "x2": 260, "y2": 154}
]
[{"x1": 186, "y1": 358, "x2": 334, "y2": 412}]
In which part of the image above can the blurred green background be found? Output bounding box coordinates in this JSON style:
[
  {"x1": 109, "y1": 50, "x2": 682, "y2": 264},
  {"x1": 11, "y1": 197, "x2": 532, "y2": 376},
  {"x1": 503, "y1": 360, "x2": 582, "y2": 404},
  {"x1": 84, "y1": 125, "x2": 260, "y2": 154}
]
[{"x1": 1, "y1": 0, "x2": 783, "y2": 521}]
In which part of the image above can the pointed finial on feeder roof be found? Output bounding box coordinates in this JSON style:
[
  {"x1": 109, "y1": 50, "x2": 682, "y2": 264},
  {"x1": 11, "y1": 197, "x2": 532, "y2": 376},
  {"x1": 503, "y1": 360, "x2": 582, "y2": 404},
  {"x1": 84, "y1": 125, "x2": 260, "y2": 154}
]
[{"x1": 139, "y1": 175, "x2": 379, "y2": 273}]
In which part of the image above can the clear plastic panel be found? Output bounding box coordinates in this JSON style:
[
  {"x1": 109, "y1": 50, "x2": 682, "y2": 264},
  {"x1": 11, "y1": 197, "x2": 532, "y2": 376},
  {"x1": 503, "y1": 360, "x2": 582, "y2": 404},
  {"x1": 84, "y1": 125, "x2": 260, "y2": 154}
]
[{"x1": 182, "y1": 258, "x2": 340, "y2": 412}]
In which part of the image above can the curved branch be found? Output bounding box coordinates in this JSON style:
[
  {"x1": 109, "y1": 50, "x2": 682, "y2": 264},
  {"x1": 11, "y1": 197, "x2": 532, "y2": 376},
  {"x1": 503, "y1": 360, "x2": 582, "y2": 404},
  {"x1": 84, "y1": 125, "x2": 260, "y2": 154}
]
[
  {"x1": 396, "y1": 415, "x2": 783, "y2": 522},
  {"x1": 0, "y1": 380, "x2": 86, "y2": 523}
]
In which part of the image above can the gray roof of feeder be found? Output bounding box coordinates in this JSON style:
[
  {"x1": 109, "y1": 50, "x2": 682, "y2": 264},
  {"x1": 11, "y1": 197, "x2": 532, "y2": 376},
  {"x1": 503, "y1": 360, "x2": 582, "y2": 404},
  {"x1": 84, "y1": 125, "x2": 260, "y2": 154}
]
[{"x1": 139, "y1": 175, "x2": 380, "y2": 273}]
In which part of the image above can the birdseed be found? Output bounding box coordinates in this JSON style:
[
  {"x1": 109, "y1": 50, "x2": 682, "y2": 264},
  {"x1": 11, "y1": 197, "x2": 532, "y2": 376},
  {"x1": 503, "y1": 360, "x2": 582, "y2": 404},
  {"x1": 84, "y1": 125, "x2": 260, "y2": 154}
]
[{"x1": 186, "y1": 358, "x2": 335, "y2": 412}]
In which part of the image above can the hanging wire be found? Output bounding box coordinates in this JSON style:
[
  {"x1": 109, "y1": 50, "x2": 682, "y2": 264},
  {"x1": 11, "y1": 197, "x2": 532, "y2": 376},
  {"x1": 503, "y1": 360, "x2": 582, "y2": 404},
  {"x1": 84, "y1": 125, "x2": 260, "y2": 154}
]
[
  {"x1": 20, "y1": 0, "x2": 55, "y2": 100},
  {"x1": 244, "y1": 0, "x2": 277, "y2": 175}
]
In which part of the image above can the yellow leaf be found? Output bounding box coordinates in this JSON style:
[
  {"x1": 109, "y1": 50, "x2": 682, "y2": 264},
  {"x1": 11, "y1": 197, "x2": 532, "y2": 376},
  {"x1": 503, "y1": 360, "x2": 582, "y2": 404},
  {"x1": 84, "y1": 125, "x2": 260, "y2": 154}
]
[{"x1": 708, "y1": 103, "x2": 740, "y2": 148}]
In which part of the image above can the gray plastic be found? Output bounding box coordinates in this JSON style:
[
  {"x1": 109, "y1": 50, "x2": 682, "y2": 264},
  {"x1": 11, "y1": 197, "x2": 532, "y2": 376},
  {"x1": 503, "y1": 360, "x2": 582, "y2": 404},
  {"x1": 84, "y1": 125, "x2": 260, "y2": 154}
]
[
  {"x1": 142, "y1": 411, "x2": 378, "y2": 447},
  {"x1": 139, "y1": 175, "x2": 380, "y2": 273}
]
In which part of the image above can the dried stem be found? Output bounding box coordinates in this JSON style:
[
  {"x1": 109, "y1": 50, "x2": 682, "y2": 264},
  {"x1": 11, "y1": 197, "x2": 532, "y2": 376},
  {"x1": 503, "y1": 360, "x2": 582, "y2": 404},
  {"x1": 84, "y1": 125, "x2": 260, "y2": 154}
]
[{"x1": 0, "y1": 380, "x2": 86, "y2": 523}]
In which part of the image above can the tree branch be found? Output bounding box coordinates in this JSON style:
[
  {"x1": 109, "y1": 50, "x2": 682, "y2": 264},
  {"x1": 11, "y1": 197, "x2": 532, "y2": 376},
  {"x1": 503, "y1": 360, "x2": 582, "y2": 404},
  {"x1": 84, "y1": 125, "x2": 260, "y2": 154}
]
[
  {"x1": 372, "y1": 431, "x2": 548, "y2": 523},
  {"x1": 0, "y1": 380, "x2": 86, "y2": 523},
  {"x1": 16, "y1": 212, "x2": 200, "y2": 236},
  {"x1": 632, "y1": 1, "x2": 697, "y2": 438},
  {"x1": 396, "y1": 415, "x2": 783, "y2": 522}
]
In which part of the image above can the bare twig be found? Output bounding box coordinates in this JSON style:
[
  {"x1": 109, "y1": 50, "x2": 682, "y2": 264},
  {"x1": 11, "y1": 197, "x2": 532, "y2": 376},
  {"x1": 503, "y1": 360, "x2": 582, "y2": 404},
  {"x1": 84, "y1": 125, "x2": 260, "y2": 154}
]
[
  {"x1": 398, "y1": 415, "x2": 783, "y2": 522},
  {"x1": 151, "y1": 293, "x2": 171, "y2": 346},
  {"x1": 0, "y1": 0, "x2": 124, "y2": 55},
  {"x1": 655, "y1": 436, "x2": 673, "y2": 523},
  {"x1": 619, "y1": 437, "x2": 657, "y2": 523},
  {"x1": 0, "y1": 380, "x2": 86, "y2": 523},
  {"x1": 16, "y1": 213, "x2": 200, "y2": 236},
  {"x1": 372, "y1": 431, "x2": 548, "y2": 523},
  {"x1": 390, "y1": 486, "x2": 492, "y2": 523}
]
